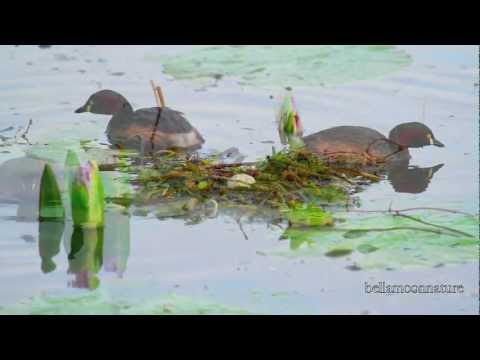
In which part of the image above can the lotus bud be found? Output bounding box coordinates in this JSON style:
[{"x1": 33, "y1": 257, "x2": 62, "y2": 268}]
[
  {"x1": 276, "y1": 92, "x2": 304, "y2": 146},
  {"x1": 70, "y1": 160, "x2": 105, "y2": 228}
]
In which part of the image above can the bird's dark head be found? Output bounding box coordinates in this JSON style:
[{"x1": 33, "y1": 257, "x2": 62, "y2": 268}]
[
  {"x1": 388, "y1": 122, "x2": 444, "y2": 149},
  {"x1": 75, "y1": 90, "x2": 132, "y2": 115}
]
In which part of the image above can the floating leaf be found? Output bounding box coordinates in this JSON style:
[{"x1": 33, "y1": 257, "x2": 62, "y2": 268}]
[
  {"x1": 274, "y1": 212, "x2": 479, "y2": 270},
  {"x1": 343, "y1": 230, "x2": 369, "y2": 239},
  {"x1": 284, "y1": 204, "x2": 334, "y2": 228},
  {"x1": 155, "y1": 45, "x2": 412, "y2": 87},
  {"x1": 357, "y1": 243, "x2": 379, "y2": 254},
  {"x1": 0, "y1": 292, "x2": 250, "y2": 315}
]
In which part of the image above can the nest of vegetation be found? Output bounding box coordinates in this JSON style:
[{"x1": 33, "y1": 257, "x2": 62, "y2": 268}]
[{"x1": 128, "y1": 148, "x2": 383, "y2": 211}]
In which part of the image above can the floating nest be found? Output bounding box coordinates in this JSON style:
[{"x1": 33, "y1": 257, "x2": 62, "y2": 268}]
[{"x1": 123, "y1": 148, "x2": 383, "y2": 213}]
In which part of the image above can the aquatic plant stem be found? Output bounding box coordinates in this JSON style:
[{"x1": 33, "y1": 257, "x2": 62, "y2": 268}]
[
  {"x1": 150, "y1": 80, "x2": 162, "y2": 107},
  {"x1": 343, "y1": 207, "x2": 477, "y2": 239},
  {"x1": 346, "y1": 207, "x2": 477, "y2": 218},
  {"x1": 155, "y1": 86, "x2": 166, "y2": 108},
  {"x1": 392, "y1": 212, "x2": 475, "y2": 238},
  {"x1": 206, "y1": 162, "x2": 257, "y2": 169},
  {"x1": 236, "y1": 217, "x2": 248, "y2": 240},
  {"x1": 291, "y1": 225, "x2": 462, "y2": 237},
  {"x1": 329, "y1": 171, "x2": 355, "y2": 185}
]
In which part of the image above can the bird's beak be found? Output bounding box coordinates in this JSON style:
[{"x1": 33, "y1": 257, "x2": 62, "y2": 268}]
[
  {"x1": 428, "y1": 163, "x2": 444, "y2": 178},
  {"x1": 75, "y1": 105, "x2": 86, "y2": 113},
  {"x1": 433, "y1": 138, "x2": 444, "y2": 147}
]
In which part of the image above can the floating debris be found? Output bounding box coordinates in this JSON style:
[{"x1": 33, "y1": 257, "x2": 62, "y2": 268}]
[{"x1": 227, "y1": 174, "x2": 256, "y2": 189}]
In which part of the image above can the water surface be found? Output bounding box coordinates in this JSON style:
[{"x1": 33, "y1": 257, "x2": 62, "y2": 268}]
[{"x1": 0, "y1": 45, "x2": 478, "y2": 314}]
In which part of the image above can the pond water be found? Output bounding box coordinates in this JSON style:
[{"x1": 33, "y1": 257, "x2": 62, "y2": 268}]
[{"x1": 0, "y1": 45, "x2": 478, "y2": 314}]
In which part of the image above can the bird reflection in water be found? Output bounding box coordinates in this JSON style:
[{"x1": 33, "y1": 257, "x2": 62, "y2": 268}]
[{"x1": 386, "y1": 161, "x2": 444, "y2": 194}]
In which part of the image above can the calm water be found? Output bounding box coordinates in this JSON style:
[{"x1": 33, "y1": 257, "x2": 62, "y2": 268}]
[{"x1": 0, "y1": 45, "x2": 478, "y2": 314}]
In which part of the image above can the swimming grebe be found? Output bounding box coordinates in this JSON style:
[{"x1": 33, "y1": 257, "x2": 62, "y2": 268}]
[
  {"x1": 75, "y1": 90, "x2": 205, "y2": 153},
  {"x1": 277, "y1": 93, "x2": 444, "y2": 163}
]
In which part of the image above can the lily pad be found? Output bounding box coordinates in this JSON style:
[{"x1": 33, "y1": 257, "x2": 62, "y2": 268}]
[
  {"x1": 272, "y1": 211, "x2": 479, "y2": 270},
  {"x1": 155, "y1": 45, "x2": 412, "y2": 87},
  {"x1": 284, "y1": 204, "x2": 334, "y2": 228},
  {"x1": 0, "y1": 291, "x2": 250, "y2": 315}
]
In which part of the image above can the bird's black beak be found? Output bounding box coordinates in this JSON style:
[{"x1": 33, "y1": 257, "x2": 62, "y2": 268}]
[
  {"x1": 427, "y1": 163, "x2": 444, "y2": 180},
  {"x1": 433, "y1": 138, "x2": 444, "y2": 147},
  {"x1": 431, "y1": 163, "x2": 444, "y2": 173},
  {"x1": 74, "y1": 105, "x2": 86, "y2": 113}
]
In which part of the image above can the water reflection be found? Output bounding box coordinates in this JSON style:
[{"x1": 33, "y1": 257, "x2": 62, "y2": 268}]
[
  {"x1": 386, "y1": 161, "x2": 444, "y2": 194},
  {"x1": 67, "y1": 227, "x2": 104, "y2": 290},
  {"x1": 60, "y1": 206, "x2": 130, "y2": 290},
  {"x1": 102, "y1": 208, "x2": 130, "y2": 278},
  {"x1": 0, "y1": 150, "x2": 445, "y2": 289},
  {"x1": 39, "y1": 206, "x2": 131, "y2": 290},
  {"x1": 38, "y1": 220, "x2": 65, "y2": 273},
  {"x1": 0, "y1": 156, "x2": 132, "y2": 289},
  {"x1": 0, "y1": 157, "x2": 55, "y2": 221}
]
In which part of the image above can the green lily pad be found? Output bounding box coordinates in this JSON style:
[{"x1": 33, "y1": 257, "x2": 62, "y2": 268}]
[
  {"x1": 0, "y1": 291, "x2": 250, "y2": 315},
  {"x1": 272, "y1": 211, "x2": 479, "y2": 270},
  {"x1": 284, "y1": 204, "x2": 334, "y2": 228},
  {"x1": 154, "y1": 45, "x2": 412, "y2": 87},
  {"x1": 356, "y1": 243, "x2": 379, "y2": 254}
]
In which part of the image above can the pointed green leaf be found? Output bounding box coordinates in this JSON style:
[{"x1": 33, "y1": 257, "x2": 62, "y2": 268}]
[{"x1": 38, "y1": 164, "x2": 65, "y2": 221}]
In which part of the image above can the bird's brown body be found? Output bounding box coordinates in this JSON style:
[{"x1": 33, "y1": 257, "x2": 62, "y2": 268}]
[
  {"x1": 303, "y1": 126, "x2": 407, "y2": 162},
  {"x1": 75, "y1": 90, "x2": 205, "y2": 152},
  {"x1": 106, "y1": 107, "x2": 204, "y2": 151}
]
